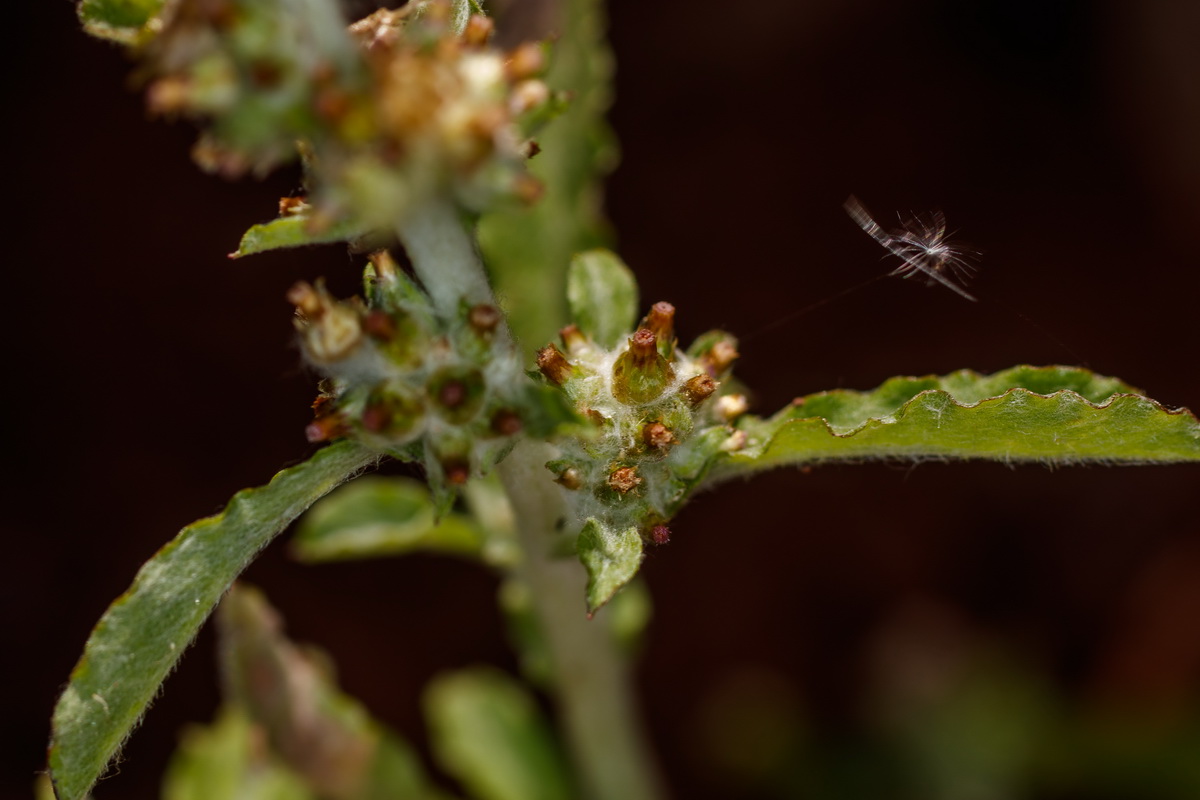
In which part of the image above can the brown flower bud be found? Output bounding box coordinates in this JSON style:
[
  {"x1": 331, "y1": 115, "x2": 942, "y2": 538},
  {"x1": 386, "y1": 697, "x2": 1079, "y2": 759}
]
[
  {"x1": 680, "y1": 373, "x2": 718, "y2": 406},
  {"x1": 607, "y1": 466, "x2": 641, "y2": 494},
  {"x1": 468, "y1": 303, "x2": 501, "y2": 335},
  {"x1": 146, "y1": 78, "x2": 190, "y2": 115},
  {"x1": 278, "y1": 196, "x2": 309, "y2": 216},
  {"x1": 490, "y1": 409, "x2": 523, "y2": 436},
  {"x1": 428, "y1": 367, "x2": 485, "y2": 423},
  {"x1": 510, "y1": 79, "x2": 550, "y2": 115},
  {"x1": 368, "y1": 250, "x2": 401, "y2": 280},
  {"x1": 443, "y1": 458, "x2": 471, "y2": 486},
  {"x1": 463, "y1": 14, "x2": 494, "y2": 46},
  {"x1": 642, "y1": 422, "x2": 675, "y2": 450},
  {"x1": 559, "y1": 324, "x2": 588, "y2": 354},
  {"x1": 363, "y1": 310, "x2": 397, "y2": 340},
  {"x1": 640, "y1": 301, "x2": 676, "y2": 357},
  {"x1": 555, "y1": 467, "x2": 583, "y2": 490},
  {"x1": 701, "y1": 338, "x2": 739, "y2": 376},
  {"x1": 305, "y1": 415, "x2": 347, "y2": 443},
  {"x1": 505, "y1": 42, "x2": 545, "y2": 81},
  {"x1": 537, "y1": 343, "x2": 573, "y2": 386}
]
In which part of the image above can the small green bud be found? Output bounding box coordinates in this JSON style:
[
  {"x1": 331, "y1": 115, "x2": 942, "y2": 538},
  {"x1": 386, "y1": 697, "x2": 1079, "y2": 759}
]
[
  {"x1": 611, "y1": 329, "x2": 676, "y2": 405},
  {"x1": 428, "y1": 366, "x2": 485, "y2": 424},
  {"x1": 361, "y1": 381, "x2": 425, "y2": 440}
]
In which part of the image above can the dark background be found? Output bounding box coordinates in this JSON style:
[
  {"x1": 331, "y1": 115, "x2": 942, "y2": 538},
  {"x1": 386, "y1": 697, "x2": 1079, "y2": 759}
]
[{"x1": 8, "y1": 0, "x2": 1200, "y2": 798}]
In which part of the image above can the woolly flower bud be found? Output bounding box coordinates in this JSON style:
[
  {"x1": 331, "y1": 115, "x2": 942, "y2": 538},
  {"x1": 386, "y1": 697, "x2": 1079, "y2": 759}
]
[{"x1": 611, "y1": 329, "x2": 675, "y2": 405}]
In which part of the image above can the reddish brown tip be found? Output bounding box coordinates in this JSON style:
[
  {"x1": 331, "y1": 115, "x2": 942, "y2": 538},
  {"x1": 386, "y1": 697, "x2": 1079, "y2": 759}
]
[
  {"x1": 681, "y1": 374, "x2": 718, "y2": 406},
  {"x1": 607, "y1": 466, "x2": 641, "y2": 494},
  {"x1": 642, "y1": 422, "x2": 675, "y2": 449},
  {"x1": 537, "y1": 343, "x2": 572, "y2": 385}
]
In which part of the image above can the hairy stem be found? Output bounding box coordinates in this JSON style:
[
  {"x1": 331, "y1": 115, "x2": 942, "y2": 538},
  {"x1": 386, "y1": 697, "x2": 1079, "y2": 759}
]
[
  {"x1": 396, "y1": 197, "x2": 502, "y2": 324},
  {"x1": 498, "y1": 441, "x2": 665, "y2": 800}
]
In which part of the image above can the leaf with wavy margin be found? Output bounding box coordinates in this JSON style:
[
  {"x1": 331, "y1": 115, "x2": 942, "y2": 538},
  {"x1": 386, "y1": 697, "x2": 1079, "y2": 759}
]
[
  {"x1": 710, "y1": 366, "x2": 1200, "y2": 480},
  {"x1": 576, "y1": 518, "x2": 643, "y2": 616},
  {"x1": 48, "y1": 442, "x2": 378, "y2": 800}
]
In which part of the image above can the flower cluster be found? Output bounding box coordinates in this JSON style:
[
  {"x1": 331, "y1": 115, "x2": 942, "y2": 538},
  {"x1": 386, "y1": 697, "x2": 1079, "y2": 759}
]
[
  {"x1": 537, "y1": 302, "x2": 749, "y2": 546},
  {"x1": 293, "y1": 251, "x2": 573, "y2": 504},
  {"x1": 145, "y1": 0, "x2": 551, "y2": 227}
]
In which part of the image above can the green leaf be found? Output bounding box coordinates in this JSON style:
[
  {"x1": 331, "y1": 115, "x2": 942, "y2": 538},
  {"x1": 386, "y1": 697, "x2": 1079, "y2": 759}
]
[
  {"x1": 566, "y1": 249, "x2": 638, "y2": 349},
  {"x1": 478, "y1": 0, "x2": 617, "y2": 353},
  {"x1": 424, "y1": 668, "x2": 573, "y2": 800},
  {"x1": 48, "y1": 441, "x2": 378, "y2": 800},
  {"x1": 162, "y1": 707, "x2": 316, "y2": 800},
  {"x1": 77, "y1": 0, "x2": 167, "y2": 44},
  {"x1": 576, "y1": 518, "x2": 644, "y2": 616},
  {"x1": 712, "y1": 366, "x2": 1200, "y2": 480},
  {"x1": 230, "y1": 215, "x2": 375, "y2": 259},
  {"x1": 218, "y1": 584, "x2": 451, "y2": 800},
  {"x1": 291, "y1": 476, "x2": 486, "y2": 563}
]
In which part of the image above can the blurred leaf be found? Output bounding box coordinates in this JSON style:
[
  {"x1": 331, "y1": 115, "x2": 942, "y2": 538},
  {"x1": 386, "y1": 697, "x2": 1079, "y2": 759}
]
[
  {"x1": 449, "y1": 0, "x2": 486, "y2": 35},
  {"x1": 231, "y1": 215, "x2": 374, "y2": 259},
  {"x1": 77, "y1": 0, "x2": 167, "y2": 44},
  {"x1": 291, "y1": 476, "x2": 486, "y2": 563},
  {"x1": 424, "y1": 668, "x2": 573, "y2": 800},
  {"x1": 218, "y1": 584, "x2": 451, "y2": 800},
  {"x1": 48, "y1": 442, "x2": 378, "y2": 800},
  {"x1": 606, "y1": 577, "x2": 652, "y2": 654},
  {"x1": 577, "y1": 518, "x2": 643, "y2": 616},
  {"x1": 713, "y1": 366, "x2": 1200, "y2": 480},
  {"x1": 566, "y1": 249, "x2": 638, "y2": 349},
  {"x1": 162, "y1": 706, "x2": 316, "y2": 800},
  {"x1": 478, "y1": 0, "x2": 617, "y2": 353}
]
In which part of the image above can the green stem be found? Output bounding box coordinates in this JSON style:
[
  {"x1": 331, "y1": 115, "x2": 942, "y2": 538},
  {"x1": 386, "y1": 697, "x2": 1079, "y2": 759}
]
[
  {"x1": 498, "y1": 441, "x2": 665, "y2": 800},
  {"x1": 399, "y1": 201, "x2": 663, "y2": 799}
]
